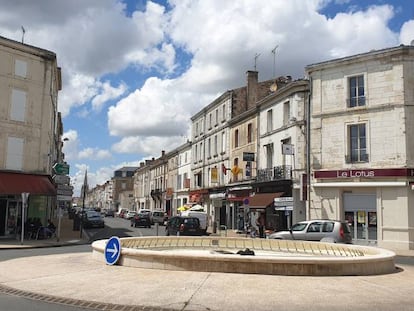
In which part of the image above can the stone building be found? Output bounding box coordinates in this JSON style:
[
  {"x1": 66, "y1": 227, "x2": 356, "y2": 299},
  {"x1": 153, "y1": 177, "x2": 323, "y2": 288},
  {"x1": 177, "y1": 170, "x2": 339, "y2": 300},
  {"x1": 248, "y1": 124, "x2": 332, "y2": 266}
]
[
  {"x1": 0, "y1": 36, "x2": 62, "y2": 237},
  {"x1": 306, "y1": 45, "x2": 414, "y2": 250}
]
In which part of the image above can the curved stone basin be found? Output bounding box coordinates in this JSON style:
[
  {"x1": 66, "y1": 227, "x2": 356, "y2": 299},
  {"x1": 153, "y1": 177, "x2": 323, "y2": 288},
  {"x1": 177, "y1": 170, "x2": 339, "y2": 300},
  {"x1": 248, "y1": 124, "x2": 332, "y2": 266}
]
[{"x1": 92, "y1": 236, "x2": 396, "y2": 276}]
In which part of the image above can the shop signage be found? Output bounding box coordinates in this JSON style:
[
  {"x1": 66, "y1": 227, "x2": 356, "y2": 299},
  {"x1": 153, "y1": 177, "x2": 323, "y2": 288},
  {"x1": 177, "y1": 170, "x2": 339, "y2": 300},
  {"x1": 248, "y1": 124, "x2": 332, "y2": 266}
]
[
  {"x1": 314, "y1": 168, "x2": 414, "y2": 179},
  {"x1": 243, "y1": 152, "x2": 255, "y2": 162}
]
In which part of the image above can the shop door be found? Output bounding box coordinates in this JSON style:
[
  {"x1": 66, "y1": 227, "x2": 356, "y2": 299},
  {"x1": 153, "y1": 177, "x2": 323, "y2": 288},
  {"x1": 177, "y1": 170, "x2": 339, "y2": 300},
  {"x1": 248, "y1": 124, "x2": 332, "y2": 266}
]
[
  {"x1": 344, "y1": 193, "x2": 377, "y2": 244},
  {"x1": 0, "y1": 199, "x2": 6, "y2": 235}
]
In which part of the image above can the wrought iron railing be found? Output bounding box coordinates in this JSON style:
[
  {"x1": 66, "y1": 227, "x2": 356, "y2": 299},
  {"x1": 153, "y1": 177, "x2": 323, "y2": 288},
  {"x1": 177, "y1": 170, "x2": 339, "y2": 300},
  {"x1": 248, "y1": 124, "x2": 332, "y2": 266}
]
[{"x1": 256, "y1": 165, "x2": 292, "y2": 182}]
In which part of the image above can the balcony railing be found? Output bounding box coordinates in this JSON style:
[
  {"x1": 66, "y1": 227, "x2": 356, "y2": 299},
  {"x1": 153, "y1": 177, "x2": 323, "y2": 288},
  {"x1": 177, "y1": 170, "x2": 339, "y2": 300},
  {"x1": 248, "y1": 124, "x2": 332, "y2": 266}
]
[{"x1": 256, "y1": 165, "x2": 292, "y2": 182}]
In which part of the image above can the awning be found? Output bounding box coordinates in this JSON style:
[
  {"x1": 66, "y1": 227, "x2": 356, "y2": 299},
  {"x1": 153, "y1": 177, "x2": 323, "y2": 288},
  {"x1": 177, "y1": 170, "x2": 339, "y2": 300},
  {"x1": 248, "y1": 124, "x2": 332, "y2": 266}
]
[
  {"x1": 248, "y1": 192, "x2": 284, "y2": 209},
  {"x1": 0, "y1": 172, "x2": 56, "y2": 196}
]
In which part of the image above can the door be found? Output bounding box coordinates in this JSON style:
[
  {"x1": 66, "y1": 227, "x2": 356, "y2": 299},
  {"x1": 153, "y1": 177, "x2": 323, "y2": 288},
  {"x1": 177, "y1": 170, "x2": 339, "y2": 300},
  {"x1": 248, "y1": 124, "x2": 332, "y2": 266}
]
[
  {"x1": 0, "y1": 199, "x2": 6, "y2": 236},
  {"x1": 344, "y1": 193, "x2": 377, "y2": 244}
]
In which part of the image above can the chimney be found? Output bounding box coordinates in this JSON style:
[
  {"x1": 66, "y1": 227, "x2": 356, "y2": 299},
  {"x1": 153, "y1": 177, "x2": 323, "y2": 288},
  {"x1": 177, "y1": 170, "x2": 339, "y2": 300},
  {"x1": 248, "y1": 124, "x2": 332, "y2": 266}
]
[
  {"x1": 161, "y1": 150, "x2": 165, "y2": 157},
  {"x1": 246, "y1": 70, "x2": 258, "y2": 110}
]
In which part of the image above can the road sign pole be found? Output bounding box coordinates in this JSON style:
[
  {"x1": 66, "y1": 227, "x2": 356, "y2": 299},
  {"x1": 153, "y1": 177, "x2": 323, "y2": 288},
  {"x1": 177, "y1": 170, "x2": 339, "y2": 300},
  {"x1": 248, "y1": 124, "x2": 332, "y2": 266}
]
[{"x1": 21, "y1": 192, "x2": 30, "y2": 245}]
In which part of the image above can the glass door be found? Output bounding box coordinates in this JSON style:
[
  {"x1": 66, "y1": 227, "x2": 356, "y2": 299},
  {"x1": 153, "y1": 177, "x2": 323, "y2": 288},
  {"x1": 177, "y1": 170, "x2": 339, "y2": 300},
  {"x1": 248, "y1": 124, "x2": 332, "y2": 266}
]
[{"x1": 345, "y1": 210, "x2": 377, "y2": 244}]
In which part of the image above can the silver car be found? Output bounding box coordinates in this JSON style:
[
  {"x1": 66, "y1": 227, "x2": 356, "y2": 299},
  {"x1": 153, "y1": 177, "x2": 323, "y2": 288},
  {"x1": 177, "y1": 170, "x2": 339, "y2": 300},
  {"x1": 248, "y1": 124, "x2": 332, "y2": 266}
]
[{"x1": 268, "y1": 220, "x2": 352, "y2": 244}]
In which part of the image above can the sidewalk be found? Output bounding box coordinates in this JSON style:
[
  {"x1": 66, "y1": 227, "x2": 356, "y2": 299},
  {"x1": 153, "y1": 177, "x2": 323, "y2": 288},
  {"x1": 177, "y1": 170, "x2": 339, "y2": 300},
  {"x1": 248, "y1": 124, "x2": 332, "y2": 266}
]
[{"x1": 0, "y1": 215, "x2": 89, "y2": 249}]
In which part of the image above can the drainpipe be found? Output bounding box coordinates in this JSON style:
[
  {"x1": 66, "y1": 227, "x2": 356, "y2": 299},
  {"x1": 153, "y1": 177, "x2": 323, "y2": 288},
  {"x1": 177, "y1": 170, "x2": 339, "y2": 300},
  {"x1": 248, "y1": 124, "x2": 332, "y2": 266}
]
[{"x1": 306, "y1": 78, "x2": 312, "y2": 221}]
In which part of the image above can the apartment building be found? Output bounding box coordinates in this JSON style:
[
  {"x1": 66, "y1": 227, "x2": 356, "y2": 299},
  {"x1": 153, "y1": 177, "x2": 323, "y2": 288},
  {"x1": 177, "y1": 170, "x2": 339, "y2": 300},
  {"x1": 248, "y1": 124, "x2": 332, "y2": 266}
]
[
  {"x1": 112, "y1": 167, "x2": 137, "y2": 211},
  {"x1": 253, "y1": 79, "x2": 309, "y2": 232},
  {"x1": 133, "y1": 160, "x2": 153, "y2": 211},
  {"x1": 149, "y1": 151, "x2": 167, "y2": 211},
  {"x1": 306, "y1": 45, "x2": 414, "y2": 250},
  {"x1": 0, "y1": 36, "x2": 62, "y2": 237}
]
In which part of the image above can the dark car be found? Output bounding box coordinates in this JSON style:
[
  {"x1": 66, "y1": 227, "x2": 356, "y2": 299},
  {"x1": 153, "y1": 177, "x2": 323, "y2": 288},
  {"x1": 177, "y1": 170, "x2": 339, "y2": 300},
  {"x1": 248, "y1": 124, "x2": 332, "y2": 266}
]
[
  {"x1": 165, "y1": 216, "x2": 203, "y2": 236},
  {"x1": 82, "y1": 211, "x2": 105, "y2": 229},
  {"x1": 131, "y1": 213, "x2": 151, "y2": 228},
  {"x1": 104, "y1": 210, "x2": 115, "y2": 217}
]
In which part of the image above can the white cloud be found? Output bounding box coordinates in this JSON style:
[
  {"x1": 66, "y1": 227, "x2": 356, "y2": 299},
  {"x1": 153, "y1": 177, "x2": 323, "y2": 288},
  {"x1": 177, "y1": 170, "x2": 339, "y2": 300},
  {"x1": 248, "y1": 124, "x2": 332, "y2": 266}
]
[
  {"x1": 91, "y1": 81, "x2": 128, "y2": 112},
  {"x1": 79, "y1": 147, "x2": 112, "y2": 160},
  {"x1": 111, "y1": 135, "x2": 188, "y2": 157},
  {"x1": 400, "y1": 20, "x2": 414, "y2": 45}
]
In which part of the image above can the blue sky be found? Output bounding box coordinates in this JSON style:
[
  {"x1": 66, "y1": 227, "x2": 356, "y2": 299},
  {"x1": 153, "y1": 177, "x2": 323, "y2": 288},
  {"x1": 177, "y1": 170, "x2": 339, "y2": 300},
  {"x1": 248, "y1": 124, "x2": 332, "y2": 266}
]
[{"x1": 0, "y1": 0, "x2": 413, "y2": 195}]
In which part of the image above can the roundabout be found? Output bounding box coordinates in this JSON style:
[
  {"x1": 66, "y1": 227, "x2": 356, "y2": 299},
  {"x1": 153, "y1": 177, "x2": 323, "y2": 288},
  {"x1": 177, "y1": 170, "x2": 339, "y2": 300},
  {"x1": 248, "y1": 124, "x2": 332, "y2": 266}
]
[{"x1": 92, "y1": 236, "x2": 396, "y2": 276}]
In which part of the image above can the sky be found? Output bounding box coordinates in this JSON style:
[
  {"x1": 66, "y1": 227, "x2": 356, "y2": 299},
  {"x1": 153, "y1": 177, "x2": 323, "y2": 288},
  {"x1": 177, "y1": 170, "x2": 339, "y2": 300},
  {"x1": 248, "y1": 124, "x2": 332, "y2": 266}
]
[{"x1": 0, "y1": 0, "x2": 413, "y2": 196}]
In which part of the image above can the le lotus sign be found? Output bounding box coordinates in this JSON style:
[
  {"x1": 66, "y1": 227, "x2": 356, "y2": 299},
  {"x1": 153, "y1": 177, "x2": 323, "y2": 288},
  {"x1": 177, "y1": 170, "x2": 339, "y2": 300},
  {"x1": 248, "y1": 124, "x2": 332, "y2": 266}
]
[{"x1": 314, "y1": 168, "x2": 414, "y2": 179}]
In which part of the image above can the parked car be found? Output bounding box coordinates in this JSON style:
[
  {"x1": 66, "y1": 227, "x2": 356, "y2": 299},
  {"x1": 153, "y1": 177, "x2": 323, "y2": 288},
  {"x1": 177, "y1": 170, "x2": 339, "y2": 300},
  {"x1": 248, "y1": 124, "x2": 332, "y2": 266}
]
[
  {"x1": 125, "y1": 210, "x2": 137, "y2": 220},
  {"x1": 138, "y1": 209, "x2": 153, "y2": 223},
  {"x1": 82, "y1": 210, "x2": 105, "y2": 229},
  {"x1": 268, "y1": 220, "x2": 352, "y2": 243},
  {"x1": 152, "y1": 210, "x2": 167, "y2": 225},
  {"x1": 104, "y1": 210, "x2": 115, "y2": 217},
  {"x1": 130, "y1": 213, "x2": 151, "y2": 228},
  {"x1": 165, "y1": 216, "x2": 203, "y2": 236}
]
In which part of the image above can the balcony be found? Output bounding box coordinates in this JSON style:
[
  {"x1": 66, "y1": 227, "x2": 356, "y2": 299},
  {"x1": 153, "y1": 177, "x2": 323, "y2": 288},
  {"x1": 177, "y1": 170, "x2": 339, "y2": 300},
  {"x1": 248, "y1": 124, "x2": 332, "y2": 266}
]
[
  {"x1": 256, "y1": 165, "x2": 292, "y2": 182},
  {"x1": 150, "y1": 188, "x2": 163, "y2": 199}
]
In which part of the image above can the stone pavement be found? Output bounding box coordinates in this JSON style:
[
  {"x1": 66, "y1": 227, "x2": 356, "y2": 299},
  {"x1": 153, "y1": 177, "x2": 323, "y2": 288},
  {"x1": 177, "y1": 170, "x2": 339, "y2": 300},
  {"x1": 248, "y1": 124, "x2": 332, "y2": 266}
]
[
  {"x1": 1, "y1": 218, "x2": 414, "y2": 310},
  {"x1": 0, "y1": 215, "x2": 89, "y2": 249}
]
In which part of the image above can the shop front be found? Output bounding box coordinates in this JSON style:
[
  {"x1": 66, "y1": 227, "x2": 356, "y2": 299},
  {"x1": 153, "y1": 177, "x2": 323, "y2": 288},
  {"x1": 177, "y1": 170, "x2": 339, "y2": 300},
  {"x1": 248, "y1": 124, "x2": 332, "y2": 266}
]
[
  {"x1": 0, "y1": 172, "x2": 56, "y2": 238},
  {"x1": 313, "y1": 168, "x2": 414, "y2": 250}
]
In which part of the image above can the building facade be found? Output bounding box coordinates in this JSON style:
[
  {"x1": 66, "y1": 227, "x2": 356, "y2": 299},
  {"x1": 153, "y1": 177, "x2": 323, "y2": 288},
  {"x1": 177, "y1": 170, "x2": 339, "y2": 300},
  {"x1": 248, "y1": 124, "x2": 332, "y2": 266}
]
[
  {"x1": 0, "y1": 36, "x2": 62, "y2": 237},
  {"x1": 306, "y1": 45, "x2": 414, "y2": 250}
]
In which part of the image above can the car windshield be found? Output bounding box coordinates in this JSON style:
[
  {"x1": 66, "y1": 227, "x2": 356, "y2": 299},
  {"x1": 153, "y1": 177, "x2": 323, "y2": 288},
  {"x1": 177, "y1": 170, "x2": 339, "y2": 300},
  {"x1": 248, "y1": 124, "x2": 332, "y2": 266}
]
[
  {"x1": 291, "y1": 223, "x2": 307, "y2": 231},
  {"x1": 183, "y1": 218, "x2": 199, "y2": 225},
  {"x1": 87, "y1": 211, "x2": 101, "y2": 219}
]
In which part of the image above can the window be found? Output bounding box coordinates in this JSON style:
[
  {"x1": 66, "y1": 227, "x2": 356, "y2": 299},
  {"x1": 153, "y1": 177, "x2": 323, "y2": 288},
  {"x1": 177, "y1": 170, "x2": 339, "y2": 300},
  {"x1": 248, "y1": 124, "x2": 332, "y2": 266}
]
[
  {"x1": 265, "y1": 143, "x2": 273, "y2": 169},
  {"x1": 267, "y1": 109, "x2": 273, "y2": 132},
  {"x1": 121, "y1": 182, "x2": 126, "y2": 190},
  {"x1": 215, "y1": 109, "x2": 218, "y2": 126},
  {"x1": 348, "y1": 123, "x2": 368, "y2": 162},
  {"x1": 11, "y1": 89, "x2": 27, "y2": 122},
  {"x1": 221, "y1": 131, "x2": 226, "y2": 153},
  {"x1": 209, "y1": 113, "x2": 212, "y2": 129},
  {"x1": 283, "y1": 101, "x2": 290, "y2": 125},
  {"x1": 234, "y1": 129, "x2": 239, "y2": 148},
  {"x1": 194, "y1": 145, "x2": 198, "y2": 162},
  {"x1": 214, "y1": 135, "x2": 218, "y2": 155},
  {"x1": 222, "y1": 104, "x2": 226, "y2": 121},
  {"x1": 349, "y1": 75, "x2": 365, "y2": 107},
  {"x1": 6, "y1": 137, "x2": 24, "y2": 170},
  {"x1": 247, "y1": 123, "x2": 253, "y2": 143},
  {"x1": 199, "y1": 142, "x2": 203, "y2": 161},
  {"x1": 15, "y1": 59, "x2": 27, "y2": 78},
  {"x1": 177, "y1": 174, "x2": 182, "y2": 189},
  {"x1": 185, "y1": 151, "x2": 188, "y2": 163},
  {"x1": 207, "y1": 138, "x2": 211, "y2": 158},
  {"x1": 195, "y1": 123, "x2": 199, "y2": 137}
]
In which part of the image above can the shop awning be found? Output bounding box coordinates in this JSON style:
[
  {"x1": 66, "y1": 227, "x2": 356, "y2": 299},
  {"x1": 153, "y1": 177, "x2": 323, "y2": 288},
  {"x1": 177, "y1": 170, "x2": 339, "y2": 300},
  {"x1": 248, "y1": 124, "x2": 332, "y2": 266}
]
[
  {"x1": 248, "y1": 192, "x2": 284, "y2": 209},
  {"x1": 0, "y1": 172, "x2": 56, "y2": 196}
]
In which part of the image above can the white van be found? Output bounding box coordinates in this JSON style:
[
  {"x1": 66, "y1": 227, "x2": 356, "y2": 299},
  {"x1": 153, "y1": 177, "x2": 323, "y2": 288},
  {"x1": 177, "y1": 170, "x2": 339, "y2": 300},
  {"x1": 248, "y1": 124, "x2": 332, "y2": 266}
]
[{"x1": 180, "y1": 210, "x2": 208, "y2": 234}]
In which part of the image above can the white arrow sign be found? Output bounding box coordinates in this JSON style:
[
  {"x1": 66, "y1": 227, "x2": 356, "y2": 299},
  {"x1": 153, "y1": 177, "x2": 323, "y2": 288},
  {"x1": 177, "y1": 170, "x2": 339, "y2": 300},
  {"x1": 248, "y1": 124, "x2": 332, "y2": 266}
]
[{"x1": 107, "y1": 243, "x2": 118, "y2": 258}]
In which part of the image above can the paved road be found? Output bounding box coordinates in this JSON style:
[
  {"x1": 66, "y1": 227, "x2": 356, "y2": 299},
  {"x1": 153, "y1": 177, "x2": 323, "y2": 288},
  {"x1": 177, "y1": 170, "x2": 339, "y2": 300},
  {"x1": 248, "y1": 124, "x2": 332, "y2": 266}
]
[{"x1": 1, "y1": 217, "x2": 414, "y2": 311}]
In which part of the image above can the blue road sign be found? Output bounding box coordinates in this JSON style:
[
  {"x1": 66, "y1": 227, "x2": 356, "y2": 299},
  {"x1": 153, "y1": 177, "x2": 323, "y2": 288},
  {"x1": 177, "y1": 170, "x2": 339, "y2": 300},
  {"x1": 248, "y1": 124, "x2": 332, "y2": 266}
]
[{"x1": 105, "y1": 236, "x2": 121, "y2": 265}]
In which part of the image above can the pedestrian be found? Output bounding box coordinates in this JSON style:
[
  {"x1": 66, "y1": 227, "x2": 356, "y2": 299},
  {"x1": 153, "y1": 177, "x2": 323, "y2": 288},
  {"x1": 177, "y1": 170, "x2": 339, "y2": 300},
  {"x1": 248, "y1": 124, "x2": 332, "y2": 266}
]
[{"x1": 256, "y1": 212, "x2": 266, "y2": 238}]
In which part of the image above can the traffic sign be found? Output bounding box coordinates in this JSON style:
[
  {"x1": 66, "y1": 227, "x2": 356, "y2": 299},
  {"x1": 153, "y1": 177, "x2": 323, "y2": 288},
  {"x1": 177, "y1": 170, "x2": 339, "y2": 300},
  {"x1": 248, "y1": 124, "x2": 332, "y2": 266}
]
[
  {"x1": 57, "y1": 184, "x2": 73, "y2": 196},
  {"x1": 57, "y1": 195, "x2": 72, "y2": 201},
  {"x1": 105, "y1": 236, "x2": 121, "y2": 265},
  {"x1": 53, "y1": 162, "x2": 70, "y2": 175},
  {"x1": 53, "y1": 174, "x2": 70, "y2": 184}
]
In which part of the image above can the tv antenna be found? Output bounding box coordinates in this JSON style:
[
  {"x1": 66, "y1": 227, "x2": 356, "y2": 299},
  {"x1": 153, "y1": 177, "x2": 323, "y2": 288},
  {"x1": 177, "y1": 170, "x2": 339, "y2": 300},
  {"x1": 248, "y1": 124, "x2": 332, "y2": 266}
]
[
  {"x1": 21, "y1": 26, "x2": 26, "y2": 43},
  {"x1": 271, "y1": 45, "x2": 278, "y2": 78},
  {"x1": 254, "y1": 53, "x2": 260, "y2": 71}
]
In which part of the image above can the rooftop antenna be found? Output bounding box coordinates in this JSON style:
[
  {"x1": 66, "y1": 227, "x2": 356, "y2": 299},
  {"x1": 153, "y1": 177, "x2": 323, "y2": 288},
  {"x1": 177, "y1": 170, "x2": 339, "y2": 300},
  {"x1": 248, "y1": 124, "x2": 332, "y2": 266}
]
[
  {"x1": 21, "y1": 26, "x2": 25, "y2": 44},
  {"x1": 254, "y1": 53, "x2": 260, "y2": 71},
  {"x1": 271, "y1": 45, "x2": 278, "y2": 78}
]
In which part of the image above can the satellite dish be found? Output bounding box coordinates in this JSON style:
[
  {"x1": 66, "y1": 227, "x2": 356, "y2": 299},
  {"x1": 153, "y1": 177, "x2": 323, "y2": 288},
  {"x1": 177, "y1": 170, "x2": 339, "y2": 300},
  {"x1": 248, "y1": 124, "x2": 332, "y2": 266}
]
[{"x1": 270, "y1": 83, "x2": 278, "y2": 92}]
